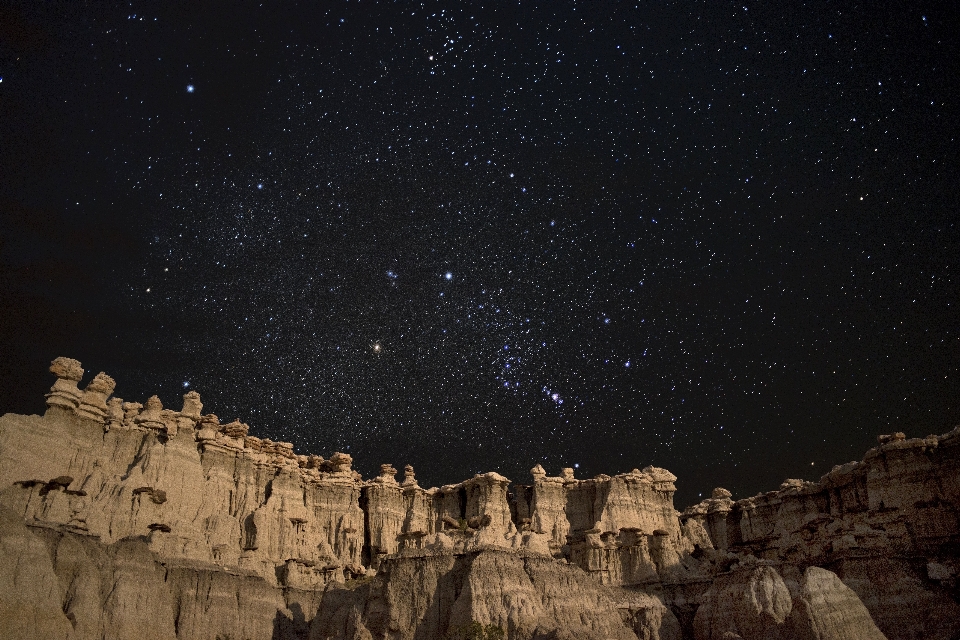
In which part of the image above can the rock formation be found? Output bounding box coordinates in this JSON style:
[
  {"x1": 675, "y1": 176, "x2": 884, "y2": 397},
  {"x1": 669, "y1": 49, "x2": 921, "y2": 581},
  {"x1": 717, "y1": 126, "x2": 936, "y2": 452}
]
[
  {"x1": 0, "y1": 357, "x2": 956, "y2": 639},
  {"x1": 692, "y1": 564, "x2": 886, "y2": 640},
  {"x1": 680, "y1": 427, "x2": 960, "y2": 640}
]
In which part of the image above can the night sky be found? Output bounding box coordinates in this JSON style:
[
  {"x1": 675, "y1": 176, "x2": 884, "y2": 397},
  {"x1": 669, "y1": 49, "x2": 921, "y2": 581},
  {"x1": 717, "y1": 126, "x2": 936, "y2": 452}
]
[{"x1": 1, "y1": 2, "x2": 957, "y2": 507}]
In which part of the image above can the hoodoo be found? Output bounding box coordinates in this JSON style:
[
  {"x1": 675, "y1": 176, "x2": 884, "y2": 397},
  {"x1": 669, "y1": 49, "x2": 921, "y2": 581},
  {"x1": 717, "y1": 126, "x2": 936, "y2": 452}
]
[{"x1": 0, "y1": 358, "x2": 957, "y2": 639}]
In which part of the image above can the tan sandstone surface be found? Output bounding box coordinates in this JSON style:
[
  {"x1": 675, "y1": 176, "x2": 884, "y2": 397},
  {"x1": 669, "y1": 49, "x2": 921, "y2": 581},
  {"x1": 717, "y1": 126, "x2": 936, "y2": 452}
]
[{"x1": 0, "y1": 357, "x2": 956, "y2": 639}]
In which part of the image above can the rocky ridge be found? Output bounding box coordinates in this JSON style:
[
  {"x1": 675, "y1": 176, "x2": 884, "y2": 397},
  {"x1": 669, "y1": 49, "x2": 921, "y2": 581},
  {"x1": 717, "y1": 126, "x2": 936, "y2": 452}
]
[
  {"x1": 0, "y1": 357, "x2": 956, "y2": 639},
  {"x1": 681, "y1": 428, "x2": 960, "y2": 638}
]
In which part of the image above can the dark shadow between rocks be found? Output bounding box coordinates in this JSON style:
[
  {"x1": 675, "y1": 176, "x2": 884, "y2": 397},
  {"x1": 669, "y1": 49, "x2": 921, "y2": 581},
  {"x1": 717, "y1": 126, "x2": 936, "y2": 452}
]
[{"x1": 273, "y1": 601, "x2": 308, "y2": 640}]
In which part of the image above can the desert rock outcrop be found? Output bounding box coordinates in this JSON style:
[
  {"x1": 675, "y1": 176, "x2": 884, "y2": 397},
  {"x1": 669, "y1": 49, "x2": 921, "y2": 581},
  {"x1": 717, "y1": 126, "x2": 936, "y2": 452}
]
[
  {"x1": 692, "y1": 564, "x2": 885, "y2": 640},
  {"x1": 682, "y1": 428, "x2": 960, "y2": 640},
  {"x1": 0, "y1": 357, "x2": 955, "y2": 639}
]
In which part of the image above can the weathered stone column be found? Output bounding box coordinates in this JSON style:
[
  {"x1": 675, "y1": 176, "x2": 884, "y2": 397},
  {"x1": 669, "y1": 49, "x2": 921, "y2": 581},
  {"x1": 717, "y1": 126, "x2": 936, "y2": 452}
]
[
  {"x1": 75, "y1": 373, "x2": 116, "y2": 423},
  {"x1": 705, "y1": 487, "x2": 735, "y2": 550},
  {"x1": 181, "y1": 390, "x2": 203, "y2": 419},
  {"x1": 45, "y1": 356, "x2": 84, "y2": 412}
]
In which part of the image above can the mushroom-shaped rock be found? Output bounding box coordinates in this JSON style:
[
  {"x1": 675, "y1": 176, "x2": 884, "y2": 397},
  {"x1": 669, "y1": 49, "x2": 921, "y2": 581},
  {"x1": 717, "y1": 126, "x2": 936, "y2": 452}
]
[
  {"x1": 76, "y1": 372, "x2": 116, "y2": 423},
  {"x1": 181, "y1": 390, "x2": 203, "y2": 419},
  {"x1": 618, "y1": 527, "x2": 645, "y2": 547},
  {"x1": 707, "y1": 490, "x2": 735, "y2": 516},
  {"x1": 376, "y1": 463, "x2": 398, "y2": 484},
  {"x1": 402, "y1": 464, "x2": 418, "y2": 487},
  {"x1": 49, "y1": 356, "x2": 83, "y2": 381},
  {"x1": 136, "y1": 395, "x2": 166, "y2": 431},
  {"x1": 530, "y1": 463, "x2": 546, "y2": 481},
  {"x1": 45, "y1": 356, "x2": 84, "y2": 410},
  {"x1": 330, "y1": 452, "x2": 353, "y2": 474},
  {"x1": 560, "y1": 467, "x2": 576, "y2": 481}
]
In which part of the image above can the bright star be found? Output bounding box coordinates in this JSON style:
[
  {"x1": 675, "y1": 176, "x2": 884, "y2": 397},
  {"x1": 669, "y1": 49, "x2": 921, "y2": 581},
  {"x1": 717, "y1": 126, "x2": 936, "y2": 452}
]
[
  {"x1": 186, "y1": 84, "x2": 194, "y2": 93},
  {"x1": 445, "y1": 272, "x2": 453, "y2": 280}
]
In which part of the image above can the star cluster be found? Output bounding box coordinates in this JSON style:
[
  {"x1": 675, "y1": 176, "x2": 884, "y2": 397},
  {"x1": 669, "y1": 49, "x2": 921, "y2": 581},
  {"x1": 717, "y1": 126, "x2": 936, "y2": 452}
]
[{"x1": 0, "y1": 2, "x2": 957, "y2": 505}]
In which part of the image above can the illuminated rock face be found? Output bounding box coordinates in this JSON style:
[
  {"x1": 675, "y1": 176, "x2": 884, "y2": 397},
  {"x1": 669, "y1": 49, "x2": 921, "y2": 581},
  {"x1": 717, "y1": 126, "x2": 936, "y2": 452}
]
[
  {"x1": 681, "y1": 427, "x2": 960, "y2": 640},
  {"x1": 692, "y1": 564, "x2": 887, "y2": 640},
  {"x1": 0, "y1": 357, "x2": 954, "y2": 639}
]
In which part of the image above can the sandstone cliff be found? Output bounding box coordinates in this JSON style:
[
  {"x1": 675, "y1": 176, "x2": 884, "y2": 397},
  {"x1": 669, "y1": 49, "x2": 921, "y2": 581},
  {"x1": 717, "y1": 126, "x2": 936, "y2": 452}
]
[
  {"x1": 681, "y1": 429, "x2": 960, "y2": 640},
  {"x1": 0, "y1": 357, "x2": 954, "y2": 639}
]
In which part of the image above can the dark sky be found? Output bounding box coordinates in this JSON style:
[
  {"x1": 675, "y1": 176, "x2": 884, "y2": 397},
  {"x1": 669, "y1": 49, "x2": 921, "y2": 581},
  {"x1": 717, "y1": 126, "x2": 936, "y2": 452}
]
[{"x1": 1, "y1": 1, "x2": 957, "y2": 507}]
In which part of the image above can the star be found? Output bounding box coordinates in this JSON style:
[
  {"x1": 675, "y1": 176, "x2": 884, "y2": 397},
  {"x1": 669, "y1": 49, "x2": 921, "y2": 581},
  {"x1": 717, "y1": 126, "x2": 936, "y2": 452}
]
[{"x1": 6, "y1": 0, "x2": 952, "y2": 512}]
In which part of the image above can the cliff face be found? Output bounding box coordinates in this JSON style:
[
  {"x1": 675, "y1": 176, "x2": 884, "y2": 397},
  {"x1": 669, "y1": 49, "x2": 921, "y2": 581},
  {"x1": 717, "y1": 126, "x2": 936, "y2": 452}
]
[
  {"x1": 681, "y1": 430, "x2": 960, "y2": 640},
  {"x1": 312, "y1": 550, "x2": 665, "y2": 640},
  {"x1": 0, "y1": 357, "x2": 955, "y2": 640}
]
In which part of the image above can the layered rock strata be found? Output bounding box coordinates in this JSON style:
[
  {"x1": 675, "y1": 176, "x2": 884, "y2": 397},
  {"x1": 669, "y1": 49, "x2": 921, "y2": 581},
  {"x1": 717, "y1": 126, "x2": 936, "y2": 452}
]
[
  {"x1": 0, "y1": 357, "x2": 955, "y2": 639},
  {"x1": 681, "y1": 428, "x2": 960, "y2": 640}
]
